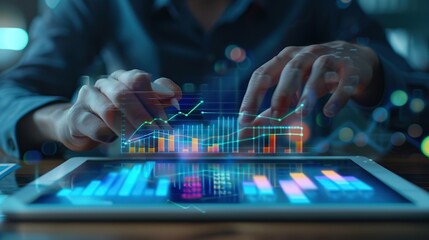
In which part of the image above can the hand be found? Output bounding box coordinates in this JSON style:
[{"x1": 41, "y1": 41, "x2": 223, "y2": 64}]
[
  {"x1": 239, "y1": 41, "x2": 381, "y2": 126},
  {"x1": 55, "y1": 69, "x2": 182, "y2": 151}
]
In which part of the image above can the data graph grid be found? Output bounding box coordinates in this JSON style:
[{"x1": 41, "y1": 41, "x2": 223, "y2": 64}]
[{"x1": 122, "y1": 117, "x2": 304, "y2": 154}]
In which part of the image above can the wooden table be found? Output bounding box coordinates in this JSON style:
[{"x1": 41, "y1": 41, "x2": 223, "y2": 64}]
[{"x1": 1, "y1": 147, "x2": 429, "y2": 240}]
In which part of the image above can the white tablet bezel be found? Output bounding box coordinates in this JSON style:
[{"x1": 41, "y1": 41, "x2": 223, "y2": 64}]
[{"x1": 3, "y1": 156, "x2": 429, "y2": 220}]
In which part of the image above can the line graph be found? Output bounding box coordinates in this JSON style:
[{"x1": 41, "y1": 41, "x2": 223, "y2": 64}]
[
  {"x1": 166, "y1": 200, "x2": 206, "y2": 213},
  {"x1": 121, "y1": 99, "x2": 305, "y2": 154}
]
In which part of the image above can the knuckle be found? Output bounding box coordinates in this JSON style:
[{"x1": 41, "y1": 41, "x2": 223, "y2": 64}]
[
  {"x1": 111, "y1": 88, "x2": 131, "y2": 105},
  {"x1": 76, "y1": 85, "x2": 91, "y2": 101},
  {"x1": 286, "y1": 58, "x2": 304, "y2": 69},
  {"x1": 99, "y1": 103, "x2": 117, "y2": 123},
  {"x1": 305, "y1": 44, "x2": 325, "y2": 54},
  {"x1": 315, "y1": 55, "x2": 334, "y2": 68}
]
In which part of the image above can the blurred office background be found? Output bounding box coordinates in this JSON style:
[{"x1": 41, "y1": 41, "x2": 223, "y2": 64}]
[{"x1": 0, "y1": 0, "x2": 428, "y2": 72}]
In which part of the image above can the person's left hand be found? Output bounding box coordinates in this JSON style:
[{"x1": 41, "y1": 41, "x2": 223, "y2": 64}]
[{"x1": 239, "y1": 41, "x2": 382, "y2": 126}]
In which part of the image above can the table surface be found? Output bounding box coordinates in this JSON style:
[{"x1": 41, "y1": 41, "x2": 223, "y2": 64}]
[{"x1": 1, "y1": 148, "x2": 429, "y2": 240}]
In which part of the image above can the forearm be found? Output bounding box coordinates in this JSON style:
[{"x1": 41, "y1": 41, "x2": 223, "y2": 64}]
[{"x1": 17, "y1": 103, "x2": 71, "y2": 152}]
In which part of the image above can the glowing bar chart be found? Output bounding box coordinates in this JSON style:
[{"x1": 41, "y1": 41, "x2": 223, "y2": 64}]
[
  {"x1": 290, "y1": 173, "x2": 317, "y2": 190},
  {"x1": 155, "y1": 178, "x2": 170, "y2": 197},
  {"x1": 122, "y1": 117, "x2": 304, "y2": 154},
  {"x1": 279, "y1": 180, "x2": 310, "y2": 204},
  {"x1": 242, "y1": 181, "x2": 258, "y2": 195},
  {"x1": 253, "y1": 175, "x2": 274, "y2": 195},
  {"x1": 56, "y1": 162, "x2": 162, "y2": 198},
  {"x1": 343, "y1": 176, "x2": 374, "y2": 192},
  {"x1": 322, "y1": 170, "x2": 355, "y2": 191}
]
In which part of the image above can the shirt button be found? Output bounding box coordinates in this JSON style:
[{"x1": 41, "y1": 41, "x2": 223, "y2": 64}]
[{"x1": 7, "y1": 138, "x2": 16, "y2": 151}]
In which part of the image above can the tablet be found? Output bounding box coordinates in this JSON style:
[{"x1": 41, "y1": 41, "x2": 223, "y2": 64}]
[
  {"x1": 0, "y1": 163, "x2": 20, "y2": 180},
  {"x1": 3, "y1": 156, "x2": 429, "y2": 220}
]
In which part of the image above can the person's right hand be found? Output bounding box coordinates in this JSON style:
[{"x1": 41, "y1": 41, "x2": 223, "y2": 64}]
[{"x1": 55, "y1": 69, "x2": 182, "y2": 151}]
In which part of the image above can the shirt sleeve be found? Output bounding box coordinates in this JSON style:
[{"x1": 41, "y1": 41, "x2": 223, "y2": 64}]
[{"x1": 0, "y1": 0, "x2": 109, "y2": 158}]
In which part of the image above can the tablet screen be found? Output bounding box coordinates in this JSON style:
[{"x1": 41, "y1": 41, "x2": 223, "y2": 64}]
[{"x1": 32, "y1": 159, "x2": 410, "y2": 205}]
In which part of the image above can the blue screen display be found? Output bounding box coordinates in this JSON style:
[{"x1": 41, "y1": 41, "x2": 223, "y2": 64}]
[{"x1": 32, "y1": 159, "x2": 410, "y2": 205}]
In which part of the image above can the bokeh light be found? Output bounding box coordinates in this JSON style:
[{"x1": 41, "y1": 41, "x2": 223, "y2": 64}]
[
  {"x1": 338, "y1": 127, "x2": 354, "y2": 142},
  {"x1": 354, "y1": 132, "x2": 368, "y2": 147},
  {"x1": 214, "y1": 60, "x2": 229, "y2": 74},
  {"x1": 0, "y1": 28, "x2": 28, "y2": 51},
  {"x1": 288, "y1": 121, "x2": 310, "y2": 143},
  {"x1": 421, "y1": 136, "x2": 429, "y2": 158},
  {"x1": 45, "y1": 0, "x2": 61, "y2": 9},
  {"x1": 225, "y1": 45, "x2": 246, "y2": 63},
  {"x1": 336, "y1": 0, "x2": 352, "y2": 9},
  {"x1": 372, "y1": 107, "x2": 389, "y2": 123},
  {"x1": 316, "y1": 113, "x2": 330, "y2": 127},
  {"x1": 41, "y1": 142, "x2": 58, "y2": 156},
  {"x1": 408, "y1": 124, "x2": 423, "y2": 138},
  {"x1": 23, "y1": 150, "x2": 42, "y2": 164},
  {"x1": 390, "y1": 90, "x2": 408, "y2": 107},
  {"x1": 410, "y1": 98, "x2": 425, "y2": 113},
  {"x1": 390, "y1": 132, "x2": 406, "y2": 146}
]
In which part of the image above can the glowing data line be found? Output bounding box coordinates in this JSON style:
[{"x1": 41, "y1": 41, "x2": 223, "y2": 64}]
[
  {"x1": 128, "y1": 100, "x2": 205, "y2": 141},
  {"x1": 201, "y1": 103, "x2": 305, "y2": 122},
  {"x1": 127, "y1": 125, "x2": 303, "y2": 144},
  {"x1": 166, "y1": 200, "x2": 206, "y2": 213}
]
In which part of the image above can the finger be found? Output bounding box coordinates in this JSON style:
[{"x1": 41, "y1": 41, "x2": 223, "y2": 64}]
[
  {"x1": 270, "y1": 52, "x2": 317, "y2": 123},
  {"x1": 239, "y1": 47, "x2": 299, "y2": 124},
  {"x1": 94, "y1": 77, "x2": 161, "y2": 130},
  {"x1": 68, "y1": 97, "x2": 116, "y2": 144},
  {"x1": 153, "y1": 78, "x2": 183, "y2": 108},
  {"x1": 324, "y1": 59, "x2": 360, "y2": 117},
  {"x1": 113, "y1": 70, "x2": 170, "y2": 127},
  {"x1": 297, "y1": 54, "x2": 337, "y2": 116},
  {"x1": 81, "y1": 85, "x2": 123, "y2": 137},
  {"x1": 153, "y1": 77, "x2": 182, "y2": 100},
  {"x1": 75, "y1": 111, "x2": 116, "y2": 143}
]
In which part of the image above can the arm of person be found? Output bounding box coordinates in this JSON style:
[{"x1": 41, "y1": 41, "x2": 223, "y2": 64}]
[
  {"x1": 239, "y1": 0, "x2": 426, "y2": 128},
  {"x1": 0, "y1": 0, "x2": 182, "y2": 158}
]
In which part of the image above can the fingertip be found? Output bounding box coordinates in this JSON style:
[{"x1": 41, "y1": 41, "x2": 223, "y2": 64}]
[{"x1": 323, "y1": 104, "x2": 337, "y2": 118}]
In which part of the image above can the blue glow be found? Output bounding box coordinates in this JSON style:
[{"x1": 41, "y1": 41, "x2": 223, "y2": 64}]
[
  {"x1": 119, "y1": 164, "x2": 142, "y2": 196},
  {"x1": 242, "y1": 182, "x2": 258, "y2": 195},
  {"x1": 56, "y1": 188, "x2": 72, "y2": 197},
  {"x1": 107, "y1": 169, "x2": 129, "y2": 196},
  {"x1": 82, "y1": 180, "x2": 101, "y2": 196},
  {"x1": 0, "y1": 28, "x2": 29, "y2": 51},
  {"x1": 94, "y1": 172, "x2": 118, "y2": 196},
  {"x1": 155, "y1": 178, "x2": 170, "y2": 197},
  {"x1": 344, "y1": 176, "x2": 373, "y2": 191},
  {"x1": 315, "y1": 176, "x2": 340, "y2": 191},
  {"x1": 45, "y1": 0, "x2": 61, "y2": 9},
  {"x1": 132, "y1": 162, "x2": 155, "y2": 196},
  {"x1": 71, "y1": 187, "x2": 84, "y2": 196}
]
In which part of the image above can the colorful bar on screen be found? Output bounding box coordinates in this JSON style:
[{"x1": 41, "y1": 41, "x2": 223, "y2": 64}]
[
  {"x1": 132, "y1": 162, "x2": 155, "y2": 196},
  {"x1": 343, "y1": 176, "x2": 373, "y2": 191},
  {"x1": 155, "y1": 178, "x2": 170, "y2": 197},
  {"x1": 279, "y1": 180, "x2": 310, "y2": 204},
  {"x1": 168, "y1": 135, "x2": 174, "y2": 152},
  {"x1": 322, "y1": 170, "x2": 355, "y2": 191},
  {"x1": 57, "y1": 188, "x2": 72, "y2": 197},
  {"x1": 315, "y1": 176, "x2": 340, "y2": 191},
  {"x1": 107, "y1": 169, "x2": 129, "y2": 196},
  {"x1": 71, "y1": 187, "x2": 84, "y2": 196},
  {"x1": 242, "y1": 181, "x2": 258, "y2": 195},
  {"x1": 253, "y1": 175, "x2": 274, "y2": 195},
  {"x1": 290, "y1": 173, "x2": 317, "y2": 190},
  {"x1": 82, "y1": 180, "x2": 101, "y2": 196},
  {"x1": 94, "y1": 172, "x2": 118, "y2": 197},
  {"x1": 119, "y1": 164, "x2": 142, "y2": 196}
]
